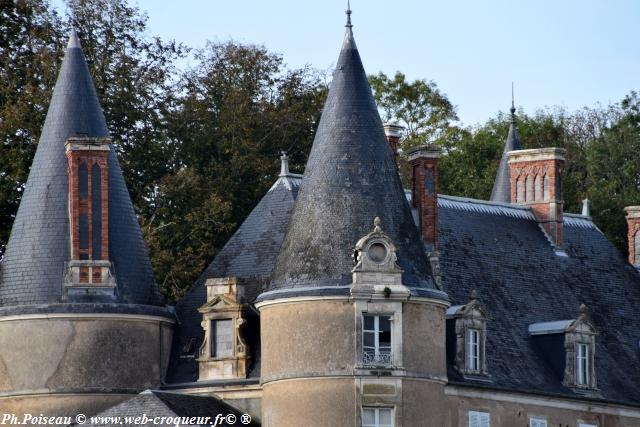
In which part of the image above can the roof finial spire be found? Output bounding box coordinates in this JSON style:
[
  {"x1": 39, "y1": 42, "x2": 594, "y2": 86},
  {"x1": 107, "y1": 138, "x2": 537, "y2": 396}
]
[
  {"x1": 510, "y1": 82, "x2": 516, "y2": 123},
  {"x1": 345, "y1": 0, "x2": 353, "y2": 29}
]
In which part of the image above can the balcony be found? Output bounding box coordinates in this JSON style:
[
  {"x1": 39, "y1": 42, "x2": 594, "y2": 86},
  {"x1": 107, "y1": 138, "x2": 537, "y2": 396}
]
[{"x1": 363, "y1": 349, "x2": 392, "y2": 367}]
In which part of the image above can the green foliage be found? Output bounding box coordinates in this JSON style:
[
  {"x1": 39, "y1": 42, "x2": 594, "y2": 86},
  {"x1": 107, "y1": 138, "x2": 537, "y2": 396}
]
[
  {"x1": 0, "y1": 0, "x2": 65, "y2": 254},
  {"x1": 67, "y1": 0, "x2": 187, "y2": 211},
  {"x1": 146, "y1": 41, "x2": 326, "y2": 301},
  {"x1": 369, "y1": 71, "x2": 458, "y2": 148}
]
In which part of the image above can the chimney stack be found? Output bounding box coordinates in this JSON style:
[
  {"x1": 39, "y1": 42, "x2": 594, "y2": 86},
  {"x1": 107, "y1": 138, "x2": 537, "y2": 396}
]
[
  {"x1": 582, "y1": 198, "x2": 591, "y2": 217},
  {"x1": 383, "y1": 122, "x2": 403, "y2": 166},
  {"x1": 624, "y1": 206, "x2": 640, "y2": 268},
  {"x1": 408, "y1": 144, "x2": 441, "y2": 251},
  {"x1": 508, "y1": 148, "x2": 566, "y2": 248}
]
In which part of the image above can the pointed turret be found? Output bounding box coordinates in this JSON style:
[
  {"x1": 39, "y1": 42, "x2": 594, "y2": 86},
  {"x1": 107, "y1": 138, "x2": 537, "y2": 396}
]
[
  {"x1": 0, "y1": 30, "x2": 162, "y2": 306},
  {"x1": 490, "y1": 96, "x2": 522, "y2": 203},
  {"x1": 267, "y1": 9, "x2": 436, "y2": 294}
]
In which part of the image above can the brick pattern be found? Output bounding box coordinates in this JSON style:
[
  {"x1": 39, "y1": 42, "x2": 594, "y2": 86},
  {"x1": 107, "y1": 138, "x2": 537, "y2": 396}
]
[
  {"x1": 410, "y1": 156, "x2": 439, "y2": 249},
  {"x1": 624, "y1": 207, "x2": 640, "y2": 265},
  {"x1": 509, "y1": 158, "x2": 565, "y2": 246},
  {"x1": 0, "y1": 41, "x2": 163, "y2": 306},
  {"x1": 66, "y1": 150, "x2": 109, "y2": 262}
]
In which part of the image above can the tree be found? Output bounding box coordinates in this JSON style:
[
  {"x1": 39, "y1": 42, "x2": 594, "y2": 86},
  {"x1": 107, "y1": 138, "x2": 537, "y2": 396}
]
[
  {"x1": 369, "y1": 71, "x2": 458, "y2": 148},
  {"x1": 0, "y1": 0, "x2": 65, "y2": 256},
  {"x1": 66, "y1": 0, "x2": 187, "y2": 213},
  {"x1": 144, "y1": 41, "x2": 327, "y2": 301}
]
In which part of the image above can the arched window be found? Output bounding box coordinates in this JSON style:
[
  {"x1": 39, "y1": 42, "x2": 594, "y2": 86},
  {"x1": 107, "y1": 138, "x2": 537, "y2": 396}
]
[
  {"x1": 543, "y1": 175, "x2": 550, "y2": 201},
  {"x1": 78, "y1": 163, "x2": 88, "y2": 198},
  {"x1": 634, "y1": 231, "x2": 640, "y2": 265},
  {"x1": 92, "y1": 163, "x2": 102, "y2": 260},
  {"x1": 516, "y1": 178, "x2": 524, "y2": 203},
  {"x1": 534, "y1": 175, "x2": 542, "y2": 201},
  {"x1": 526, "y1": 175, "x2": 533, "y2": 202}
]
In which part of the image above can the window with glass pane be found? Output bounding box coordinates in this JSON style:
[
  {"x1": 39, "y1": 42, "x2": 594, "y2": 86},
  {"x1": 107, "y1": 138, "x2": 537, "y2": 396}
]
[
  {"x1": 363, "y1": 315, "x2": 392, "y2": 366},
  {"x1": 576, "y1": 343, "x2": 589, "y2": 385},
  {"x1": 212, "y1": 319, "x2": 233, "y2": 358},
  {"x1": 529, "y1": 417, "x2": 547, "y2": 427},
  {"x1": 467, "y1": 329, "x2": 480, "y2": 372},
  {"x1": 468, "y1": 411, "x2": 490, "y2": 427},
  {"x1": 362, "y1": 407, "x2": 393, "y2": 427}
]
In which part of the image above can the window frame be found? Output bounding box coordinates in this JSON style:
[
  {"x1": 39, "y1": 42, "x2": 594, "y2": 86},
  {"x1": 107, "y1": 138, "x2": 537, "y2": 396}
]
[
  {"x1": 529, "y1": 417, "x2": 547, "y2": 427},
  {"x1": 468, "y1": 410, "x2": 490, "y2": 427},
  {"x1": 211, "y1": 318, "x2": 234, "y2": 359},
  {"x1": 467, "y1": 328, "x2": 480, "y2": 372},
  {"x1": 362, "y1": 407, "x2": 394, "y2": 427},
  {"x1": 576, "y1": 342, "x2": 589, "y2": 386},
  {"x1": 362, "y1": 314, "x2": 393, "y2": 366}
]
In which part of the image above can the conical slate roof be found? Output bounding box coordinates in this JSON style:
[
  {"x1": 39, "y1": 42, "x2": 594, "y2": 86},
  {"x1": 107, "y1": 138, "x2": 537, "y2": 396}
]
[
  {"x1": 267, "y1": 16, "x2": 435, "y2": 294},
  {"x1": 0, "y1": 31, "x2": 163, "y2": 307},
  {"x1": 490, "y1": 105, "x2": 522, "y2": 203}
]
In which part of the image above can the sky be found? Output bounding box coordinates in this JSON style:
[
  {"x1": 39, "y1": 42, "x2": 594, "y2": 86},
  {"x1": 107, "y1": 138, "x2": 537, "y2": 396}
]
[{"x1": 51, "y1": 0, "x2": 640, "y2": 126}]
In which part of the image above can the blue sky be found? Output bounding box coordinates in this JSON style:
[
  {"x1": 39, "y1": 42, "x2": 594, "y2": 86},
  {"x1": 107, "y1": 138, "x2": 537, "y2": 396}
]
[{"x1": 52, "y1": 0, "x2": 639, "y2": 126}]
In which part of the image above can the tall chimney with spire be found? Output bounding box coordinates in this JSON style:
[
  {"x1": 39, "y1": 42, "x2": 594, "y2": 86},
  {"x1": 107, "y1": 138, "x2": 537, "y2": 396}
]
[{"x1": 0, "y1": 29, "x2": 173, "y2": 416}]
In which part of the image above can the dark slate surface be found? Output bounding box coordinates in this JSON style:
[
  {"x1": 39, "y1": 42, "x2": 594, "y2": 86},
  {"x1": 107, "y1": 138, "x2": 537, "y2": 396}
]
[
  {"x1": 438, "y1": 195, "x2": 640, "y2": 406},
  {"x1": 80, "y1": 390, "x2": 259, "y2": 426},
  {"x1": 489, "y1": 108, "x2": 522, "y2": 203},
  {"x1": 165, "y1": 176, "x2": 299, "y2": 384},
  {"x1": 268, "y1": 23, "x2": 434, "y2": 292},
  {"x1": 0, "y1": 32, "x2": 163, "y2": 308}
]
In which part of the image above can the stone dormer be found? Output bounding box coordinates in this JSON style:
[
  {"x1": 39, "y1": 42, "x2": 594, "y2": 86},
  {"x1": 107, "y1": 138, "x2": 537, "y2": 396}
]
[
  {"x1": 446, "y1": 290, "x2": 489, "y2": 377},
  {"x1": 529, "y1": 304, "x2": 598, "y2": 393},
  {"x1": 351, "y1": 217, "x2": 408, "y2": 299},
  {"x1": 198, "y1": 277, "x2": 252, "y2": 380}
]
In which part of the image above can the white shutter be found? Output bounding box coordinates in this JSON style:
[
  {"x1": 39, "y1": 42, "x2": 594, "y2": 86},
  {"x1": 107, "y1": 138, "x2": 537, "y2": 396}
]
[
  {"x1": 530, "y1": 418, "x2": 547, "y2": 427},
  {"x1": 469, "y1": 411, "x2": 489, "y2": 427}
]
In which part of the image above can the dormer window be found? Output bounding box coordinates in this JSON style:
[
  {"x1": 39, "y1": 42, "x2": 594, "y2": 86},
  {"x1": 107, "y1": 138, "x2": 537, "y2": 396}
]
[
  {"x1": 212, "y1": 319, "x2": 233, "y2": 358},
  {"x1": 447, "y1": 290, "x2": 488, "y2": 377},
  {"x1": 363, "y1": 314, "x2": 392, "y2": 366},
  {"x1": 576, "y1": 342, "x2": 589, "y2": 386},
  {"x1": 467, "y1": 328, "x2": 481, "y2": 372},
  {"x1": 528, "y1": 304, "x2": 597, "y2": 391}
]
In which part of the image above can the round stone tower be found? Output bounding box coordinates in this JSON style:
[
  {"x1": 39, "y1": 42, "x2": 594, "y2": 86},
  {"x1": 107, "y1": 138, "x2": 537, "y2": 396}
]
[
  {"x1": 256, "y1": 10, "x2": 449, "y2": 427},
  {"x1": 0, "y1": 31, "x2": 173, "y2": 415}
]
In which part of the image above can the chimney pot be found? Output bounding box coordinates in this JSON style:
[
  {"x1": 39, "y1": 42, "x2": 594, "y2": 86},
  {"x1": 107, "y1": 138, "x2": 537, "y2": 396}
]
[
  {"x1": 582, "y1": 199, "x2": 591, "y2": 217},
  {"x1": 383, "y1": 122, "x2": 404, "y2": 166}
]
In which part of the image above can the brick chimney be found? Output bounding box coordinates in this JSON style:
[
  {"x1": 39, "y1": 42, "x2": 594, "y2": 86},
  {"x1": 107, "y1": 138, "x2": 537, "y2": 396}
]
[
  {"x1": 383, "y1": 122, "x2": 403, "y2": 166},
  {"x1": 624, "y1": 206, "x2": 640, "y2": 268},
  {"x1": 64, "y1": 136, "x2": 115, "y2": 296},
  {"x1": 408, "y1": 144, "x2": 441, "y2": 251},
  {"x1": 508, "y1": 148, "x2": 566, "y2": 248}
]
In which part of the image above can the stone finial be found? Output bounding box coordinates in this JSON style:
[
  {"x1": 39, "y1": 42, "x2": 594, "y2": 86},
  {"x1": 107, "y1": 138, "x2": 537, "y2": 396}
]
[
  {"x1": 280, "y1": 151, "x2": 290, "y2": 176},
  {"x1": 582, "y1": 198, "x2": 591, "y2": 217},
  {"x1": 470, "y1": 289, "x2": 478, "y2": 301},
  {"x1": 578, "y1": 303, "x2": 589, "y2": 320},
  {"x1": 373, "y1": 216, "x2": 382, "y2": 232}
]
